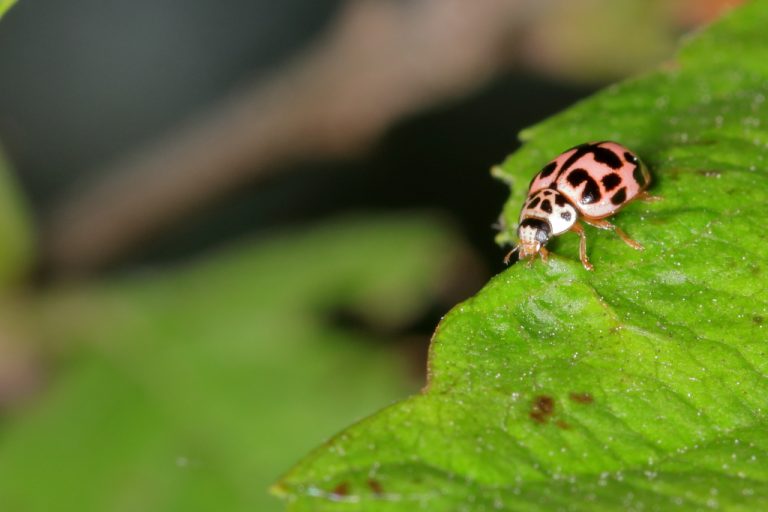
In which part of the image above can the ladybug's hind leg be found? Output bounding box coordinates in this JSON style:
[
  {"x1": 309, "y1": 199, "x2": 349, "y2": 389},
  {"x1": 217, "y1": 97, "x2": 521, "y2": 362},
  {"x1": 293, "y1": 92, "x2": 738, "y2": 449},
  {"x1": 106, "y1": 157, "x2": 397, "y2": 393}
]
[
  {"x1": 637, "y1": 191, "x2": 663, "y2": 203},
  {"x1": 570, "y1": 222, "x2": 594, "y2": 271},
  {"x1": 583, "y1": 218, "x2": 643, "y2": 251}
]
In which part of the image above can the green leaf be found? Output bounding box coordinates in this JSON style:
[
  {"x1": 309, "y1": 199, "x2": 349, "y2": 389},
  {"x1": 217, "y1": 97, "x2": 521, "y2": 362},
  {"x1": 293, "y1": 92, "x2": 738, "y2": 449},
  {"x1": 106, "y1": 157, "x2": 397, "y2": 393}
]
[
  {"x1": 0, "y1": 216, "x2": 464, "y2": 511},
  {"x1": 277, "y1": 2, "x2": 768, "y2": 510},
  {"x1": 0, "y1": 148, "x2": 34, "y2": 288},
  {"x1": 0, "y1": 0, "x2": 16, "y2": 21}
]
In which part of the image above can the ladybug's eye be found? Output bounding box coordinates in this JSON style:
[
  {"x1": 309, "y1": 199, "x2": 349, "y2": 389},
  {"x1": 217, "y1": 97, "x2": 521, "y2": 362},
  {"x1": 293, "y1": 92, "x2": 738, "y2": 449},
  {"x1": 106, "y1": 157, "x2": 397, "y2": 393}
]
[{"x1": 624, "y1": 151, "x2": 638, "y2": 164}]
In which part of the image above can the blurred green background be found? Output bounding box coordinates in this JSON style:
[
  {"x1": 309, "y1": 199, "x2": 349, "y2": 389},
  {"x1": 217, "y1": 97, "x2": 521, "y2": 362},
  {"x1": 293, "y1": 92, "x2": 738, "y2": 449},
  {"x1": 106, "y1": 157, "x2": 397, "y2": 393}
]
[{"x1": 0, "y1": 0, "x2": 741, "y2": 510}]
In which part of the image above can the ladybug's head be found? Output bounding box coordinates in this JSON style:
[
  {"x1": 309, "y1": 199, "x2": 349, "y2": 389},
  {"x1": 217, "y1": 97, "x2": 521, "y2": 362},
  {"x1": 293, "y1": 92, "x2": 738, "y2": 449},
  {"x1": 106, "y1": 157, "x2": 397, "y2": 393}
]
[{"x1": 516, "y1": 218, "x2": 551, "y2": 260}]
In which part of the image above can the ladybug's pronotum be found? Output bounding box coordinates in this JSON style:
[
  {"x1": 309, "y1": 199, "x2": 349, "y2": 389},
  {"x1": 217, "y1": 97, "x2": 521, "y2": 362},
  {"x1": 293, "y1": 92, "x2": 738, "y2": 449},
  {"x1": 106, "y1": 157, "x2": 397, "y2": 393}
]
[{"x1": 505, "y1": 141, "x2": 659, "y2": 271}]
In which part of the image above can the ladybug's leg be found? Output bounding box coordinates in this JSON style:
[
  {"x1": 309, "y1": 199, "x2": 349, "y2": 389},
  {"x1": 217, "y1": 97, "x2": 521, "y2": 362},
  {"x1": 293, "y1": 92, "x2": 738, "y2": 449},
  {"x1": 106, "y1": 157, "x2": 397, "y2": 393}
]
[
  {"x1": 570, "y1": 222, "x2": 594, "y2": 271},
  {"x1": 583, "y1": 218, "x2": 644, "y2": 251},
  {"x1": 540, "y1": 247, "x2": 550, "y2": 264},
  {"x1": 637, "y1": 191, "x2": 663, "y2": 202},
  {"x1": 503, "y1": 246, "x2": 519, "y2": 265}
]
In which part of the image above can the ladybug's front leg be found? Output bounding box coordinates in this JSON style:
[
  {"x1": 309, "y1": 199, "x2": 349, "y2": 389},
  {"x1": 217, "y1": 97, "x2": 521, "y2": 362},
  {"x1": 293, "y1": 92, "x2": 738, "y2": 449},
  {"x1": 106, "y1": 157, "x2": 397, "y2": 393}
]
[
  {"x1": 539, "y1": 247, "x2": 550, "y2": 264},
  {"x1": 503, "y1": 246, "x2": 519, "y2": 265},
  {"x1": 570, "y1": 222, "x2": 594, "y2": 271},
  {"x1": 583, "y1": 218, "x2": 644, "y2": 251}
]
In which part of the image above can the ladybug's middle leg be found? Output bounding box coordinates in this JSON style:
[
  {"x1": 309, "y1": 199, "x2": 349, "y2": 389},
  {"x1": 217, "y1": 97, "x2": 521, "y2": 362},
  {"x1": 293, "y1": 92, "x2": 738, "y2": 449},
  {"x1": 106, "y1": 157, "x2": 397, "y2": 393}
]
[
  {"x1": 583, "y1": 218, "x2": 643, "y2": 251},
  {"x1": 570, "y1": 222, "x2": 594, "y2": 271}
]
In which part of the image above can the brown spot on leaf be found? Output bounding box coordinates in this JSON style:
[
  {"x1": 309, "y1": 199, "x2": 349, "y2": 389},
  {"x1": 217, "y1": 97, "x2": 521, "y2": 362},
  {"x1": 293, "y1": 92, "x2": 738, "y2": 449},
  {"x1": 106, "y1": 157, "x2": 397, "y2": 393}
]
[
  {"x1": 753, "y1": 315, "x2": 764, "y2": 325},
  {"x1": 367, "y1": 479, "x2": 384, "y2": 495},
  {"x1": 331, "y1": 482, "x2": 350, "y2": 497},
  {"x1": 530, "y1": 395, "x2": 555, "y2": 423},
  {"x1": 556, "y1": 420, "x2": 571, "y2": 430},
  {"x1": 569, "y1": 392, "x2": 594, "y2": 404}
]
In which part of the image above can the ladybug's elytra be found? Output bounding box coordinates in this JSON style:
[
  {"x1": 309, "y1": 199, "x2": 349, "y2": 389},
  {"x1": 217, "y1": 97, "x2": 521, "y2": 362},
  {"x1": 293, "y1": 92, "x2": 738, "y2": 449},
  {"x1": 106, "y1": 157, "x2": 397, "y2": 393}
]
[{"x1": 506, "y1": 141, "x2": 660, "y2": 271}]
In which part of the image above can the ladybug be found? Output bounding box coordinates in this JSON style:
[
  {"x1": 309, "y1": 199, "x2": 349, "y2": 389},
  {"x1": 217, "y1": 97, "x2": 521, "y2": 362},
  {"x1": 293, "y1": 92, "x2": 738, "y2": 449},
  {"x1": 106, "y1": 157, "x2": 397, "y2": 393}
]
[{"x1": 505, "y1": 141, "x2": 659, "y2": 271}]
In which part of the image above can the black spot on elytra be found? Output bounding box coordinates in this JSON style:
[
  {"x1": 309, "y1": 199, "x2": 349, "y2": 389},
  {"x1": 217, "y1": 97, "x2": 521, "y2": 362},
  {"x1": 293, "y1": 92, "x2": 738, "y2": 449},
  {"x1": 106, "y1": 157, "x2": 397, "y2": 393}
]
[
  {"x1": 581, "y1": 180, "x2": 601, "y2": 204},
  {"x1": 540, "y1": 199, "x2": 553, "y2": 213},
  {"x1": 567, "y1": 168, "x2": 589, "y2": 186},
  {"x1": 610, "y1": 187, "x2": 627, "y2": 205},
  {"x1": 601, "y1": 173, "x2": 622, "y2": 191},
  {"x1": 557, "y1": 144, "x2": 595, "y2": 177},
  {"x1": 554, "y1": 194, "x2": 567, "y2": 207},
  {"x1": 527, "y1": 197, "x2": 541, "y2": 209},
  {"x1": 624, "y1": 151, "x2": 638, "y2": 164},
  {"x1": 567, "y1": 168, "x2": 602, "y2": 204},
  {"x1": 539, "y1": 161, "x2": 557, "y2": 178},
  {"x1": 530, "y1": 395, "x2": 554, "y2": 424},
  {"x1": 633, "y1": 164, "x2": 648, "y2": 187},
  {"x1": 560, "y1": 211, "x2": 572, "y2": 221},
  {"x1": 543, "y1": 190, "x2": 553, "y2": 196},
  {"x1": 567, "y1": 142, "x2": 592, "y2": 152},
  {"x1": 569, "y1": 392, "x2": 594, "y2": 404},
  {"x1": 592, "y1": 146, "x2": 623, "y2": 169}
]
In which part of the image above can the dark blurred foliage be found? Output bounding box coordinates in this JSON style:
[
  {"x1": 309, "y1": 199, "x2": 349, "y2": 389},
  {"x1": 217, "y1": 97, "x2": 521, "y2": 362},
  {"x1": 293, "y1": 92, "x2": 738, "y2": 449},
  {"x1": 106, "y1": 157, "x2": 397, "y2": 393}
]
[
  {"x1": 0, "y1": 0, "x2": 341, "y2": 204},
  {"x1": 0, "y1": 0, "x2": 593, "y2": 275},
  {"x1": 127, "y1": 74, "x2": 592, "y2": 273}
]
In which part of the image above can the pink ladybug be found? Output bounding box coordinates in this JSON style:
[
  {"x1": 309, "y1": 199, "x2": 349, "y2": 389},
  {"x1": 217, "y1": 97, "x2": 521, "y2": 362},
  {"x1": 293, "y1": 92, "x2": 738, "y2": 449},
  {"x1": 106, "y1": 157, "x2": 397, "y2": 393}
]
[{"x1": 506, "y1": 141, "x2": 659, "y2": 271}]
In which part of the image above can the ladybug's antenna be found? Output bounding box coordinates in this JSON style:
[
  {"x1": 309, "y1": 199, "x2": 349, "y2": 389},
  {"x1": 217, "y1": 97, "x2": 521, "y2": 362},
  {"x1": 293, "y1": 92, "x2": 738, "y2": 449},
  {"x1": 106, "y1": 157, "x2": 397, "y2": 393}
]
[{"x1": 503, "y1": 246, "x2": 520, "y2": 265}]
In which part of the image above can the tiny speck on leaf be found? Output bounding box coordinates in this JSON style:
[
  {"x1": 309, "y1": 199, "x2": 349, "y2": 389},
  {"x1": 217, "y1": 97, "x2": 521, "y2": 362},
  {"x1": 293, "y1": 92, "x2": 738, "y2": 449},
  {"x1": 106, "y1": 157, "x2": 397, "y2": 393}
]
[
  {"x1": 530, "y1": 395, "x2": 555, "y2": 423},
  {"x1": 331, "y1": 482, "x2": 350, "y2": 497},
  {"x1": 570, "y1": 392, "x2": 594, "y2": 404},
  {"x1": 367, "y1": 479, "x2": 384, "y2": 495}
]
